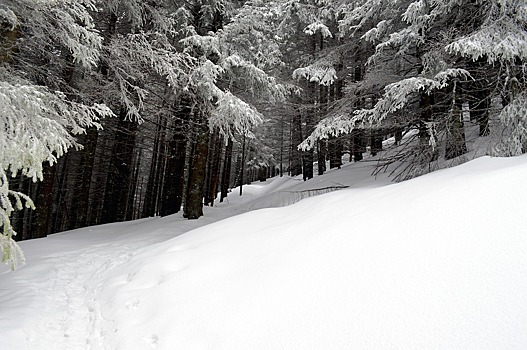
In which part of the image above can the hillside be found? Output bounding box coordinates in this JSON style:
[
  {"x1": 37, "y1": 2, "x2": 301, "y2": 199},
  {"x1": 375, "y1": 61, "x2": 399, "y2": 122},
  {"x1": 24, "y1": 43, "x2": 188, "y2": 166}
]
[{"x1": 1, "y1": 155, "x2": 527, "y2": 349}]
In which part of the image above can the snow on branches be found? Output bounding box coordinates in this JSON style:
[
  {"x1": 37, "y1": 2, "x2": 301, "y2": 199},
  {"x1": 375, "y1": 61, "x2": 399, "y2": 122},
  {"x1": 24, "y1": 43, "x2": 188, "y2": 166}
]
[
  {"x1": 446, "y1": 20, "x2": 527, "y2": 64},
  {"x1": 0, "y1": 72, "x2": 114, "y2": 268},
  {"x1": 300, "y1": 68, "x2": 473, "y2": 150},
  {"x1": 304, "y1": 22, "x2": 333, "y2": 38},
  {"x1": 293, "y1": 64, "x2": 337, "y2": 86},
  {"x1": 0, "y1": 7, "x2": 18, "y2": 30},
  {"x1": 210, "y1": 91, "x2": 263, "y2": 140},
  {"x1": 7, "y1": 0, "x2": 103, "y2": 68},
  {"x1": 493, "y1": 91, "x2": 527, "y2": 156}
]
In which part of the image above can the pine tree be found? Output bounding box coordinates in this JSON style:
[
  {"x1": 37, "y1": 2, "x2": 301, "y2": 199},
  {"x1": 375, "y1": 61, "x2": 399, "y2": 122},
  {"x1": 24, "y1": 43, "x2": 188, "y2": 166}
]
[{"x1": 301, "y1": 0, "x2": 527, "y2": 176}]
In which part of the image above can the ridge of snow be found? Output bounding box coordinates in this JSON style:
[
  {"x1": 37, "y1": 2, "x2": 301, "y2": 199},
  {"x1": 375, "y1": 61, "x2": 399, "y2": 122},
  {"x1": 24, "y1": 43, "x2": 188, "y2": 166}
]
[{"x1": 1, "y1": 155, "x2": 527, "y2": 349}]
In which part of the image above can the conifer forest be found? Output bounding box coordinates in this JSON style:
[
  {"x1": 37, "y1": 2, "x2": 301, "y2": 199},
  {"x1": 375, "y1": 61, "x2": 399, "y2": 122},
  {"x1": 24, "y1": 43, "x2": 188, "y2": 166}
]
[{"x1": 1, "y1": 0, "x2": 526, "y2": 267}]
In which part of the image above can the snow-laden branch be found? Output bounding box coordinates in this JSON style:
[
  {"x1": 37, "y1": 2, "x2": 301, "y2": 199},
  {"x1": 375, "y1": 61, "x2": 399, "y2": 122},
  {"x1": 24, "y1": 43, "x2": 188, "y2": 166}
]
[
  {"x1": 12, "y1": 0, "x2": 104, "y2": 69},
  {"x1": 0, "y1": 168, "x2": 30, "y2": 270},
  {"x1": 293, "y1": 64, "x2": 337, "y2": 86},
  {"x1": 0, "y1": 74, "x2": 114, "y2": 268},
  {"x1": 222, "y1": 54, "x2": 289, "y2": 103},
  {"x1": 0, "y1": 7, "x2": 18, "y2": 30},
  {"x1": 446, "y1": 20, "x2": 527, "y2": 63},
  {"x1": 493, "y1": 91, "x2": 527, "y2": 156},
  {"x1": 304, "y1": 22, "x2": 333, "y2": 38},
  {"x1": 299, "y1": 68, "x2": 472, "y2": 150},
  {"x1": 210, "y1": 91, "x2": 264, "y2": 141},
  {"x1": 0, "y1": 80, "x2": 113, "y2": 180},
  {"x1": 106, "y1": 33, "x2": 194, "y2": 121}
]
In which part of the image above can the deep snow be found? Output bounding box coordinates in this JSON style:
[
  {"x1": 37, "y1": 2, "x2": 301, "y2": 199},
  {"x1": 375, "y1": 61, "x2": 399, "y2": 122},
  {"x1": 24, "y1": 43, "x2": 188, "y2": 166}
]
[{"x1": 1, "y1": 155, "x2": 527, "y2": 349}]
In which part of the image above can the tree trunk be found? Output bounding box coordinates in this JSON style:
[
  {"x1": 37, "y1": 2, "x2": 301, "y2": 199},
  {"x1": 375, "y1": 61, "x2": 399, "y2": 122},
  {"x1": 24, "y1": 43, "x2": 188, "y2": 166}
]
[
  {"x1": 350, "y1": 131, "x2": 364, "y2": 162},
  {"x1": 317, "y1": 84, "x2": 328, "y2": 175},
  {"x1": 445, "y1": 90, "x2": 467, "y2": 160},
  {"x1": 370, "y1": 129, "x2": 383, "y2": 156},
  {"x1": 142, "y1": 116, "x2": 166, "y2": 218},
  {"x1": 290, "y1": 113, "x2": 303, "y2": 176},
  {"x1": 418, "y1": 92, "x2": 438, "y2": 162},
  {"x1": 317, "y1": 139, "x2": 327, "y2": 175},
  {"x1": 74, "y1": 128, "x2": 98, "y2": 228},
  {"x1": 34, "y1": 164, "x2": 57, "y2": 238},
  {"x1": 470, "y1": 86, "x2": 491, "y2": 136},
  {"x1": 238, "y1": 136, "x2": 247, "y2": 196},
  {"x1": 209, "y1": 134, "x2": 223, "y2": 205},
  {"x1": 302, "y1": 82, "x2": 316, "y2": 181},
  {"x1": 160, "y1": 125, "x2": 187, "y2": 216},
  {"x1": 101, "y1": 110, "x2": 138, "y2": 223},
  {"x1": 220, "y1": 138, "x2": 233, "y2": 202},
  {"x1": 279, "y1": 117, "x2": 285, "y2": 177},
  {"x1": 328, "y1": 137, "x2": 343, "y2": 168},
  {"x1": 204, "y1": 130, "x2": 222, "y2": 206},
  {"x1": 184, "y1": 111, "x2": 209, "y2": 219}
]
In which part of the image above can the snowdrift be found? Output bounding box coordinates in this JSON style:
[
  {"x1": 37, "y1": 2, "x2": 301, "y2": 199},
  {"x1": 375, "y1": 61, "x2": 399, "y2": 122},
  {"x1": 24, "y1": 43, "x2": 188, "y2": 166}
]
[
  {"x1": 98, "y1": 156, "x2": 527, "y2": 349},
  {"x1": 1, "y1": 155, "x2": 527, "y2": 349}
]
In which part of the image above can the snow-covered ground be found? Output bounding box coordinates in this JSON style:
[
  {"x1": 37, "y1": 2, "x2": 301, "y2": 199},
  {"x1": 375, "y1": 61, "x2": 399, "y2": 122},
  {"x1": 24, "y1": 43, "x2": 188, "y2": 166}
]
[{"x1": 1, "y1": 155, "x2": 527, "y2": 349}]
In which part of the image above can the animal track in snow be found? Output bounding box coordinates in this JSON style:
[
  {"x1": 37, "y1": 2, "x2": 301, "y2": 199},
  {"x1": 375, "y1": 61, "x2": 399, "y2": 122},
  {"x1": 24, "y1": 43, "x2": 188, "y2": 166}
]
[
  {"x1": 142, "y1": 334, "x2": 159, "y2": 349},
  {"x1": 125, "y1": 298, "x2": 140, "y2": 310}
]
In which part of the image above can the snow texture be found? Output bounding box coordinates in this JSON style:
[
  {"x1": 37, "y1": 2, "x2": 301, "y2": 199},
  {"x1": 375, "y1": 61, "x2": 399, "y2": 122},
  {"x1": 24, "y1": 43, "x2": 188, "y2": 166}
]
[{"x1": 1, "y1": 155, "x2": 527, "y2": 349}]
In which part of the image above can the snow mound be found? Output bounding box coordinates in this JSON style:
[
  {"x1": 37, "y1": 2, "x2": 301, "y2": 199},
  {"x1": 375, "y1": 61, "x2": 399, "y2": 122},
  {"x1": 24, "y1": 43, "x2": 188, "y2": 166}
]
[{"x1": 96, "y1": 155, "x2": 527, "y2": 349}]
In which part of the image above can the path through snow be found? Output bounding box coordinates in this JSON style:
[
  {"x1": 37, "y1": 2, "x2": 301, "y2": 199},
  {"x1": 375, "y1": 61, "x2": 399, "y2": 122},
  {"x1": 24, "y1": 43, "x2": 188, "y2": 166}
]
[
  {"x1": 0, "y1": 160, "x2": 390, "y2": 349},
  {"x1": 0, "y1": 214, "x2": 225, "y2": 349}
]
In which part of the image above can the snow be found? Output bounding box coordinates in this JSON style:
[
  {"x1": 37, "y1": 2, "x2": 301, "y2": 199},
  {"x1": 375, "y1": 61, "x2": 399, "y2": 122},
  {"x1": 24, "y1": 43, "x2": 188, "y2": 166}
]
[{"x1": 1, "y1": 155, "x2": 527, "y2": 349}]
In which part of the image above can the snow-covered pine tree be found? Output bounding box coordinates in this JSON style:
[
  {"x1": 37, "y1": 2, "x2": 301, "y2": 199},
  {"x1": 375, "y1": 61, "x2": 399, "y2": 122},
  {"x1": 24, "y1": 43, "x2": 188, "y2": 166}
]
[
  {"x1": 93, "y1": 0, "x2": 195, "y2": 224},
  {"x1": 259, "y1": 0, "x2": 342, "y2": 178},
  {"x1": 176, "y1": 0, "x2": 289, "y2": 218},
  {"x1": 301, "y1": 0, "x2": 527, "y2": 177},
  {"x1": 0, "y1": 0, "x2": 117, "y2": 268}
]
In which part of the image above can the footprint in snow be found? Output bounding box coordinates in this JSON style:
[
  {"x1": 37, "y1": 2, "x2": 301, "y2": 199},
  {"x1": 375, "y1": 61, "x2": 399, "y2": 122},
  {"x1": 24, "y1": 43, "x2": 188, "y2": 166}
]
[
  {"x1": 142, "y1": 334, "x2": 159, "y2": 349},
  {"x1": 125, "y1": 298, "x2": 140, "y2": 310}
]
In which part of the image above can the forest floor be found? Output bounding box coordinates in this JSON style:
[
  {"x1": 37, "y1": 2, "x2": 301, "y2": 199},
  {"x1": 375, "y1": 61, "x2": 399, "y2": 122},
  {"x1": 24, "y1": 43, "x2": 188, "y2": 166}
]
[{"x1": 1, "y1": 154, "x2": 527, "y2": 349}]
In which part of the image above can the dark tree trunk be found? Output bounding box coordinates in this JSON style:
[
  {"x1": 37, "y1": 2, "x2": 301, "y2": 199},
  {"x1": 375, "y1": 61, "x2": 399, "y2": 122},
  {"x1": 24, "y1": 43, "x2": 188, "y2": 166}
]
[
  {"x1": 350, "y1": 131, "x2": 364, "y2": 162},
  {"x1": 125, "y1": 149, "x2": 141, "y2": 220},
  {"x1": 370, "y1": 129, "x2": 383, "y2": 156},
  {"x1": 238, "y1": 136, "x2": 247, "y2": 196},
  {"x1": 234, "y1": 150, "x2": 242, "y2": 188},
  {"x1": 220, "y1": 138, "x2": 233, "y2": 202},
  {"x1": 302, "y1": 82, "x2": 316, "y2": 181},
  {"x1": 470, "y1": 86, "x2": 491, "y2": 136},
  {"x1": 11, "y1": 175, "x2": 31, "y2": 241},
  {"x1": 328, "y1": 137, "x2": 343, "y2": 168},
  {"x1": 101, "y1": 110, "x2": 138, "y2": 223},
  {"x1": 34, "y1": 164, "x2": 57, "y2": 238},
  {"x1": 50, "y1": 153, "x2": 72, "y2": 233},
  {"x1": 160, "y1": 126, "x2": 187, "y2": 216},
  {"x1": 317, "y1": 84, "x2": 328, "y2": 175},
  {"x1": 204, "y1": 130, "x2": 222, "y2": 206},
  {"x1": 302, "y1": 149, "x2": 314, "y2": 181},
  {"x1": 142, "y1": 116, "x2": 166, "y2": 218},
  {"x1": 418, "y1": 92, "x2": 438, "y2": 162},
  {"x1": 394, "y1": 128, "x2": 403, "y2": 145},
  {"x1": 317, "y1": 139, "x2": 327, "y2": 175},
  {"x1": 184, "y1": 112, "x2": 209, "y2": 219},
  {"x1": 74, "y1": 128, "x2": 98, "y2": 228},
  {"x1": 258, "y1": 167, "x2": 267, "y2": 182},
  {"x1": 445, "y1": 91, "x2": 467, "y2": 160},
  {"x1": 467, "y1": 59, "x2": 491, "y2": 136},
  {"x1": 290, "y1": 113, "x2": 303, "y2": 176},
  {"x1": 279, "y1": 116, "x2": 285, "y2": 177}
]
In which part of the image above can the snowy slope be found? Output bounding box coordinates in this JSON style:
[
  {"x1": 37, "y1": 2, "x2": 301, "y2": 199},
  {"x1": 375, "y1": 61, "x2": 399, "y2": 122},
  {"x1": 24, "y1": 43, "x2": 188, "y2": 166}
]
[{"x1": 1, "y1": 155, "x2": 527, "y2": 349}]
